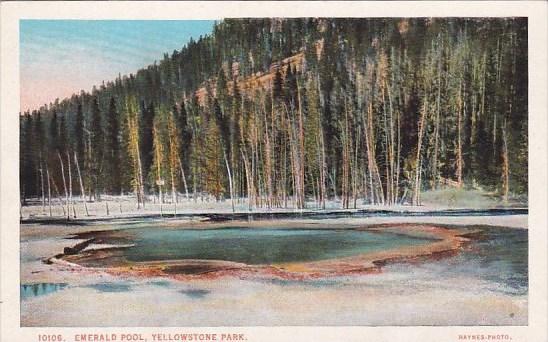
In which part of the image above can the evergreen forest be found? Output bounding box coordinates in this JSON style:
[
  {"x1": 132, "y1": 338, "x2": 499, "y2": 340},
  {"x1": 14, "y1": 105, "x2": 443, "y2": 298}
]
[{"x1": 19, "y1": 18, "x2": 528, "y2": 211}]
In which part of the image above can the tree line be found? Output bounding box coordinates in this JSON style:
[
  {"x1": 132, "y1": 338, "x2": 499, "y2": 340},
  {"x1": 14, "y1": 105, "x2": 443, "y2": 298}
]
[{"x1": 20, "y1": 18, "x2": 528, "y2": 213}]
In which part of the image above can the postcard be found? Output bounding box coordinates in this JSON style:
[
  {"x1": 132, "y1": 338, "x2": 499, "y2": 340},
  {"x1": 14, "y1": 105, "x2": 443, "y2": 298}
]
[{"x1": 1, "y1": 1, "x2": 547, "y2": 341}]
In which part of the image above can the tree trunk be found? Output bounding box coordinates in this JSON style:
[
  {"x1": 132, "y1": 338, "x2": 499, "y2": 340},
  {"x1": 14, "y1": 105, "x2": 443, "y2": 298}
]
[
  {"x1": 432, "y1": 43, "x2": 442, "y2": 190},
  {"x1": 414, "y1": 99, "x2": 428, "y2": 206},
  {"x1": 353, "y1": 125, "x2": 360, "y2": 209},
  {"x1": 296, "y1": 78, "x2": 306, "y2": 209},
  {"x1": 170, "y1": 164, "x2": 176, "y2": 205},
  {"x1": 224, "y1": 151, "x2": 235, "y2": 212},
  {"x1": 456, "y1": 81, "x2": 464, "y2": 187},
  {"x1": 502, "y1": 120, "x2": 509, "y2": 202},
  {"x1": 74, "y1": 151, "x2": 89, "y2": 216},
  {"x1": 155, "y1": 134, "x2": 163, "y2": 206},
  {"x1": 241, "y1": 149, "x2": 253, "y2": 211},
  {"x1": 264, "y1": 106, "x2": 273, "y2": 209},
  {"x1": 46, "y1": 164, "x2": 52, "y2": 217},
  {"x1": 178, "y1": 157, "x2": 190, "y2": 200},
  {"x1": 395, "y1": 104, "x2": 401, "y2": 204},
  {"x1": 39, "y1": 161, "x2": 45, "y2": 214},
  {"x1": 363, "y1": 104, "x2": 375, "y2": 204},
  {"x1": 66, "y1": 151, "x2": 73, "y2": 217},
  {"x1": 136, "y1": 140, "x2": 145, "y2": 210},
  {"x1": 319, "y1": 125, "x2": 327, "y2": 209},
  {"x1": 57, "y1": 152, "x2": 69, "y2": 220},
  {"x1": 342, "y1": 96, "x2": 351, "y2": 209},
  {"x1": 51, "y1": 176, "x2": 66, "y2": 216},
  {"x1": 385, "y1": 80, "x2": 396, "y2": 205}
]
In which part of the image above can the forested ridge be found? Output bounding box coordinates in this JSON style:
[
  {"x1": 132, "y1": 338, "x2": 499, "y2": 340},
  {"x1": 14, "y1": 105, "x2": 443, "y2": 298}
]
[{"x1": 20, "y1": 18, "x2": 528, "y2": 211}]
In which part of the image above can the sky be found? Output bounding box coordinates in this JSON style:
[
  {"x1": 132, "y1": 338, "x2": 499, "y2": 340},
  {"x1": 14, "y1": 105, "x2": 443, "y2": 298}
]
[{"x1": 20, "y1": 20, "x2": 216, "y2": 112}]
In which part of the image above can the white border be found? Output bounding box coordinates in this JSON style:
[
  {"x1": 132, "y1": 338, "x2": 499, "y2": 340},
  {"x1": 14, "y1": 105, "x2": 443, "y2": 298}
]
[{"x1": 1, "y1": 2, "x2": 547, "y2": 341}]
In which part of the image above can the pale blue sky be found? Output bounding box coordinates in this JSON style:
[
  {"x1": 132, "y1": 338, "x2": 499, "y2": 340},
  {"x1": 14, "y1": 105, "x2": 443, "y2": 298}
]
[{"x1": 20, "y1": 20, "x2": 216, "y2": 111}]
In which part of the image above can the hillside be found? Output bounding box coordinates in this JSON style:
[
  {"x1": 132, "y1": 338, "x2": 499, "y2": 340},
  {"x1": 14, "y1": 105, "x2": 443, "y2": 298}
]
[
  {"x1": 19, "y1": 18, "x2": 528, "y2": 212},
  {"x1": 194, "y1": 50, "x2": 307, "y2": 106}
]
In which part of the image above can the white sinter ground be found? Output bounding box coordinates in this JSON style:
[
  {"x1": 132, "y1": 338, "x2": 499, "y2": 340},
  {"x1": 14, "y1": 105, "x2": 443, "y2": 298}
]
[{"x1": 19, "y1": 189, "x2": 528, "y2": 326}]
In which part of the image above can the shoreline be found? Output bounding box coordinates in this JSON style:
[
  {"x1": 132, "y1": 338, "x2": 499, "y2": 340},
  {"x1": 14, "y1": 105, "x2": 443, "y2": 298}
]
[
  {"x1": 50, "y1": 224, "x2": 474, "y2": 281},
  {"x1": 20, "y1": 205, "x2": 528, "y2": 227},
  {"x1": 20, "y1": 212, "x2": 528, "y2": 286}
]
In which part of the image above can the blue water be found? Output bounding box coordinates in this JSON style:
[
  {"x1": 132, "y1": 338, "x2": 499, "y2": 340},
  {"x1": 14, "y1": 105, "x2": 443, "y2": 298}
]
[
  {"x1": 180, "y1": 289, "x2": 210, "y2": 299},
  {"x1": 120, "y1": 228, "x2": 433, "y2": 265},
  {"x1": 454, "y1": 226, "x2": 528, "y2": 295},
  {"x1": 84, "y1": 283, "x2": 133, "y2": 293},
  {"x1": 20, "y1": 283, "x2": 68, "y2": 300},
  {"x1": 382, "y1": 226, "x2": 528, "y2": 296}
]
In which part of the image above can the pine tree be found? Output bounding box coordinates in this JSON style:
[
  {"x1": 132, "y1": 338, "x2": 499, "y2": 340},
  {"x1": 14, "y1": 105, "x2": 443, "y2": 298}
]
[
  {"x1": 140, "y1": 101, "x2": 155, "y2": 185},
  {"x1": 273, "y1": 68, "x2": 283, "y2": 100},
  {"x1": 34, "y1": 111, "x2": 46, "y2": 202},
  {"x1": 124, "y1": 97, "x2": 146, "y2": 207},
  {"x1": 74, "y1": 100, "x2": 85, "y2": 177},
  {"x1": 204, "y1": 114, "x2": 225, "y2": 200},
  {"x1": 59, "y1": 114, "x2": 67, "y2": 153},
  {"x1": 49, "y1": 110, "x2": 59, "y2": 152},
  {"x1": 105, "y1": 97, "x2": 121, "y2": 194},
  {"x1": 21, "y1": 113, "x2": 37, "y2": 201},
  {"x1": 177, "y1": 101, "x2": 192, "y2": 194},
  {"x1": 150, "y1": 115, "x2": 167, "y2": 204},
  {"x1": 166, "y1": 108, "x2": 182, "y2": 203},
  {"x1": 90, "y1": 96, "x2": 104, "y2": 198}
]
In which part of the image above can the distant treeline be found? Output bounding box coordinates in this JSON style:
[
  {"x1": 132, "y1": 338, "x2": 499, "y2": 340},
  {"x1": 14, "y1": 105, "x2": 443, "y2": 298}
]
[{"x1": 20, "y1": 18, "x2": 527, "y2": 210}]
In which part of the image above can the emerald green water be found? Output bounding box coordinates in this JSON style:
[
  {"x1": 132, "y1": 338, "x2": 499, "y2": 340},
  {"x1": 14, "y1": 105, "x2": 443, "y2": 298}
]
[{"x1": 121, "y1": 228, "x2": 433, "y2": 264}]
